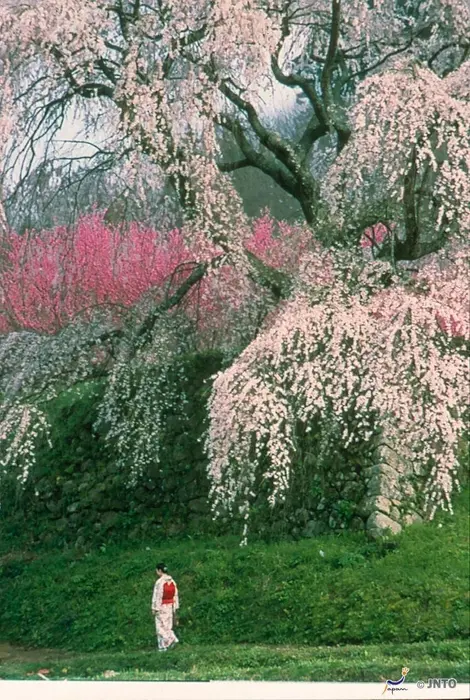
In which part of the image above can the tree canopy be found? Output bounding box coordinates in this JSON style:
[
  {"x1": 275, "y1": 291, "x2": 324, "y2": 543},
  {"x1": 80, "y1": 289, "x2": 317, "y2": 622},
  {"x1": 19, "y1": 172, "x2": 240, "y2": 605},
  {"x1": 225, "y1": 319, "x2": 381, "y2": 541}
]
[
  {"x1": 1, "y1": 0, "x2": 469, "y2": 254},
  {"x1": 0, "y1": 0, "x2": 469, "y2": 535}
]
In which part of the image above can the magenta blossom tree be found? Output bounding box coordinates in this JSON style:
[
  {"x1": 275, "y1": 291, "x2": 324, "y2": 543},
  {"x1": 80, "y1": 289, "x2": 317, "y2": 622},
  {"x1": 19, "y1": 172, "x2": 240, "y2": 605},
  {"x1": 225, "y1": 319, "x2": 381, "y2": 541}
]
[{"x1": 0, "y1": 212, "x2": 311, "y2": 337}]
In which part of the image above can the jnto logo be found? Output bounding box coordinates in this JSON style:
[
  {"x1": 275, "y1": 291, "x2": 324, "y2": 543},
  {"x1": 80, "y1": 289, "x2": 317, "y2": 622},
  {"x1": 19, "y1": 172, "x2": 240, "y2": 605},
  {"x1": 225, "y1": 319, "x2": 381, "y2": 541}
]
[{"x1": 382, "y1": 667, "x2": 409, "y2": 694}]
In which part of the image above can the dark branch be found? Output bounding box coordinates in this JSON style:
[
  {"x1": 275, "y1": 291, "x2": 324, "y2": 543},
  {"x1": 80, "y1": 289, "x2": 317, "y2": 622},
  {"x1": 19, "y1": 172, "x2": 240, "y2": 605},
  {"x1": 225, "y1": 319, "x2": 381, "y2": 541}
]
[
  {"x1": 217, "y1": 158, "x2": 251, "y2": 173},
  {"x1": 428, "y1": 41, "x2": 470, "y2": 72},
  {"x1": 320, "y1": 0, "x2": 341, "y2": 117},
  {"x1": 218, "y1": 115, "x2": 298, "y2": 197},
  {"x1": 245, "y1": 250, "x2": 292, "y2": 301},
  {"x1": 218, "y1": 81, "x2": 303, "y2": 175},
  {"x1": 342, "y1": 39, "x2": 415, "y2": 86},
  {"x1": 270, "y1": 54, "x2": 326, "y2": 126},
  {"x1": 298, "y1": 116, "x2": 328, "y2": 159},
  {"x1": 73, "y1": 82, "x2": 115, "y2": 99}
]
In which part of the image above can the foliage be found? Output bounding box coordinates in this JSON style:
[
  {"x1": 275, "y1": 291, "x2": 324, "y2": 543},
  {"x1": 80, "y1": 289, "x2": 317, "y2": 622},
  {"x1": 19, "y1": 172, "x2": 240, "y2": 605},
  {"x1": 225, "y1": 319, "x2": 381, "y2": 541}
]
[
  {"x1": 0, "y1": 489, "x2": 468, "y2": 651},
  {"x1": 324, "y1": 60, "x2": 470, "y2": 256},
  {"x1": 0, "y1": 640, "x2": 469, "y2": 682}
]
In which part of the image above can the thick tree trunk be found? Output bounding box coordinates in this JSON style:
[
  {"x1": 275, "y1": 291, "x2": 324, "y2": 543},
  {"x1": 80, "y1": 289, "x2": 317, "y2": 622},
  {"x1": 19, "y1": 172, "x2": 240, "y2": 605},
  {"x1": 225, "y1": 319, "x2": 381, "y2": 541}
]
[{"x1": 294, "y1": 172, "x2": 320, "y2": 226}]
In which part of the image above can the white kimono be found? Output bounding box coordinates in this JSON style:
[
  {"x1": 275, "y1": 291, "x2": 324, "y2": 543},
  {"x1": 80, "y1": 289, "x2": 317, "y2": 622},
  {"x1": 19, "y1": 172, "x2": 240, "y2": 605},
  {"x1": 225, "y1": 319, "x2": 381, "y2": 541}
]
[{"x1": 152, "y1": 574, "x2": 179, "y2": 650}]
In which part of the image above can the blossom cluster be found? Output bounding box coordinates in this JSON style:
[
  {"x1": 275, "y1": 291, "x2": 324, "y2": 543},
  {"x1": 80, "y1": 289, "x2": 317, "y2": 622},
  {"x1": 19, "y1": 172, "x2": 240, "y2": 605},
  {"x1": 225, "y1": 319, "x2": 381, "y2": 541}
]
[
  {"x1": 0, "y1": 212, "x2": 311, "y2": 339},
  {"x1": 325, "y1": 63, "x2": 470, "y2": 243},
  {"x1": 206, "y1": 243, "x2": 469, "y2": 541}
]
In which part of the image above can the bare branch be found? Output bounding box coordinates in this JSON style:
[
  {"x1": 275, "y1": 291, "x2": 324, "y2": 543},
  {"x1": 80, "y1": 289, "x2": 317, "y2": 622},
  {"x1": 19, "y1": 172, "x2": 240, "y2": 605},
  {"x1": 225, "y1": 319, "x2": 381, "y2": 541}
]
[
  {"x1": 218, "y1": 114, "x2": 298, "y2": 197},
  {"x1": 218, "y1": 81, "x2": 303, "y2": 175},
  {"x1": 320, "y1": 0, "x2": 341, "y2": 118}
]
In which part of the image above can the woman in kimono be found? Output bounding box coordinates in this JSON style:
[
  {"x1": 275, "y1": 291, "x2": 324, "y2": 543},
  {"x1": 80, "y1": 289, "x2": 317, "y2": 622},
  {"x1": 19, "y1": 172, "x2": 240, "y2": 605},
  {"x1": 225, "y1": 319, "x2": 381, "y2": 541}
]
[{"x1": 152, "y1": 562, "x2": 179, "y2": 652}]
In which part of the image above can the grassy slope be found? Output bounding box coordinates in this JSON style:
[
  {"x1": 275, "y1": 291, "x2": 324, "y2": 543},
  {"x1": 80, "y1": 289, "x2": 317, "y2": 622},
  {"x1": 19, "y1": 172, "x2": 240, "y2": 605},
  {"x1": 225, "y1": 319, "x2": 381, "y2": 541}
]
[{"x1": 0, "y1": 488, "x2": 468, "y2": 656}]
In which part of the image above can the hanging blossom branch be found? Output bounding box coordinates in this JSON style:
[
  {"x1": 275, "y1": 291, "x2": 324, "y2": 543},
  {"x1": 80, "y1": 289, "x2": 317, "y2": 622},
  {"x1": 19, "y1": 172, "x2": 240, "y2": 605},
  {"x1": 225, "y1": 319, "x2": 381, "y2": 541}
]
[
  {"x1": 206, "y1": 244, "x2": 469, "y2": 544},
  {"x1": 0, "y1": 319, "x2": 115, "y2": 483},
  {"x1": 324, "y1": 62, "x2": 470, "y2": 257},
  {"x1": 0, "y1": 250, "x2": 215, "y2": 486},
  {"x1": 0, "y1": 316, "x2": 186, "y2": 486}
]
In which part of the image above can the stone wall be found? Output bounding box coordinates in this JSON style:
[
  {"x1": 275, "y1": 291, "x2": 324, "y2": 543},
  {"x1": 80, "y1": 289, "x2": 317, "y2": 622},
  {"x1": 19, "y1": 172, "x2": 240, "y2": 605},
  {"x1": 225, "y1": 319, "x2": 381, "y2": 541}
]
[
  {"x1": 257, "y1": 426, "x2": 428, "y2": 541},
  {"x1": 0, "y1": 353, "x2": 223, "y2": 547},
  {"x1": 1, "y1": 354, "x2": 442, "y2": 547},
  {"x1": 364, "y1": 439, "x2": 423, "y2": 538}
]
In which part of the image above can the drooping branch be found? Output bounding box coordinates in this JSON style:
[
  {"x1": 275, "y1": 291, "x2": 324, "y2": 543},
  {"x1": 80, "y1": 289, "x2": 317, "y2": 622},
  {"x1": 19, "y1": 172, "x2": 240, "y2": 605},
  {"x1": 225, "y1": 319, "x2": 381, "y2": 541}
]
[{"x1": 136, "y1": 258, "x2": 214, "y2": 342}]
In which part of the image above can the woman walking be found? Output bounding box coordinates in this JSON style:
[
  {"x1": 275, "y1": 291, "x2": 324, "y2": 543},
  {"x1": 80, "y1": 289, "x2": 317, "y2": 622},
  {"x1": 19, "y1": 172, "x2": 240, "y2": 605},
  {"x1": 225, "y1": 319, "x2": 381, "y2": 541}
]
[{"x1": 152, "y1": 562, "x2": 179, "y2": 652}]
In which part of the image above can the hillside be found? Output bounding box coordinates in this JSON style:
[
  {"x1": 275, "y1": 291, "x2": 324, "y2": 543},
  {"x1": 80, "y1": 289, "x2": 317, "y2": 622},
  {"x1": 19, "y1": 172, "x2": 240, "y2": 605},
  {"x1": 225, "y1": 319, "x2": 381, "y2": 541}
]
[{"x1": 0, "y1": 488, "x2": 468, "y2": 652}]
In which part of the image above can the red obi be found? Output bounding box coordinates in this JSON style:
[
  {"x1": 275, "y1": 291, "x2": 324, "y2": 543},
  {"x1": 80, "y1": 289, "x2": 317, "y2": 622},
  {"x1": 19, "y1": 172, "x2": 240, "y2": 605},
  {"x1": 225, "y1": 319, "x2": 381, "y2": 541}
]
[{"x1": 162, "y1": 581, "x2": 176, "y2": 605}]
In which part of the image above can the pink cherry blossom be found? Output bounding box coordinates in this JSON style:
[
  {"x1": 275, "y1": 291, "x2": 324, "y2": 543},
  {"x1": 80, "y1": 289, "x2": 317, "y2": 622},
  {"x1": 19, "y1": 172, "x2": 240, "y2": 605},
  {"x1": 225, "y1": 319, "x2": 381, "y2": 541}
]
[{"x1": 207, "y1": 243, "x2": 469, "y2": 538}]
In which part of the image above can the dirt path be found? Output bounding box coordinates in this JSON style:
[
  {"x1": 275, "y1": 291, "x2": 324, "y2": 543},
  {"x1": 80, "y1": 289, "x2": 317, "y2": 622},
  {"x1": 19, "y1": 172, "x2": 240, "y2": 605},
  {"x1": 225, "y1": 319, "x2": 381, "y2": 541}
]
[{"x1": 0, "y1": 642, "x2": 70, "y2": 664}]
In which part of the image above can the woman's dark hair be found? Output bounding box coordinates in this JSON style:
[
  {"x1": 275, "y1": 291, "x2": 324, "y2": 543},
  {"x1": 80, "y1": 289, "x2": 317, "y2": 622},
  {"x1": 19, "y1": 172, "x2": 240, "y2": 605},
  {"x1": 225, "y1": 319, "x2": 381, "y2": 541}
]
[{"x1": 156, "y1": 562, "x2": 168, "y2": 573}]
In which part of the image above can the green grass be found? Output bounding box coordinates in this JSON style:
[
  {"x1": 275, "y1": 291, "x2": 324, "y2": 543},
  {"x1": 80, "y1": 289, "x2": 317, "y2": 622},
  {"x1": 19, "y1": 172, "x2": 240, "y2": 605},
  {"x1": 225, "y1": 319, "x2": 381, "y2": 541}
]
[
  {"x1": 0, "y1": 488, "x2": 468, "y2": 662},
  {"x1": 0, "y1": 640, "x2": 468, "y2": 682}
]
